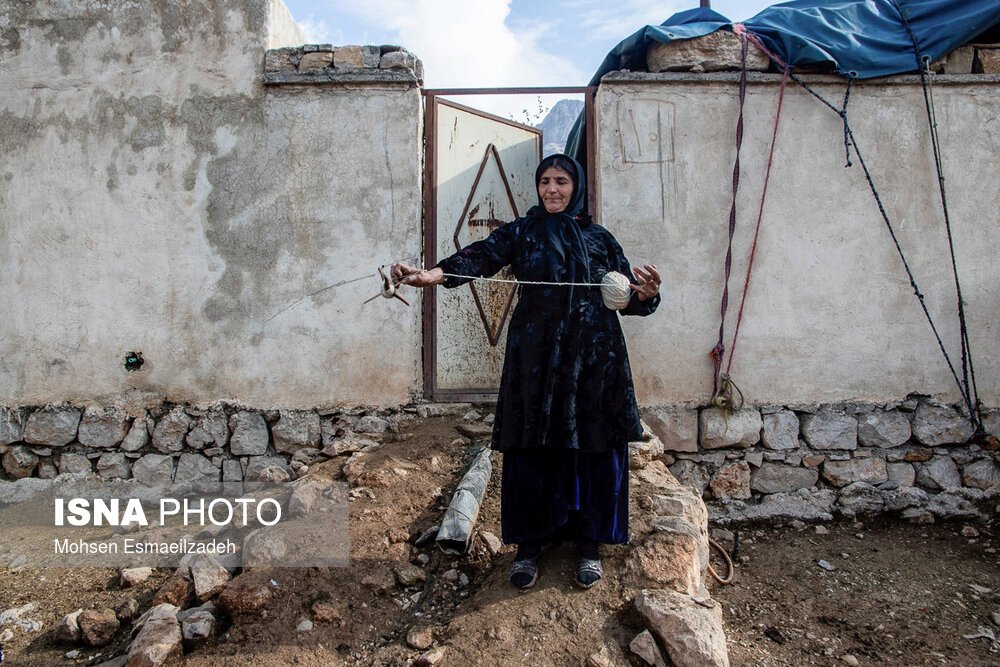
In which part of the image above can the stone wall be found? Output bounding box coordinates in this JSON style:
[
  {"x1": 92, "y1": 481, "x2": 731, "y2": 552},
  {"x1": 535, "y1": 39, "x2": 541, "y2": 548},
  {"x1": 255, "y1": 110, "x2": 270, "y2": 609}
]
[
  {"x1": 4, "y1": 397, "x2": 996, "y2": 524},
  {"x1": 262, "y1": 43, "x2": 424, "y2": 83},
  {"x1": 640, "y1": 400, "x2": 1000, "y2": 523},
  {"x1": 0, "y1": 401, "x2": 436, "y2": 487},
  {"x1": 0, "y1": 1, "x2": 423, "y2": 411}
]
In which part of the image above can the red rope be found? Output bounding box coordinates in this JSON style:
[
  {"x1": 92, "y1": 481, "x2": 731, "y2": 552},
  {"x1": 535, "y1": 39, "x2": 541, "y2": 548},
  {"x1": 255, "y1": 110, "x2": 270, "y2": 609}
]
[
  {"x1": 726, "y1": 67, "x2": 789, "y2": 376},
  {"x1": 733, "y1": 23, "x2": 787, "y2": 69}
]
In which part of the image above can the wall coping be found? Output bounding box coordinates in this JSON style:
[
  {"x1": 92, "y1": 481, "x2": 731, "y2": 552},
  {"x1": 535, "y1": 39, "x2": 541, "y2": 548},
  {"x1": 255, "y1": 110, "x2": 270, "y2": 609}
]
[
  {"x1": 601, "y1": 70, "x2": 1000, "y2": 86},
  {"x1": 263, "y1": 68, "x2": 420, "y2": 87},
  {"x1": 262, "y1": 44, "x2": 423, "y2": 88}
]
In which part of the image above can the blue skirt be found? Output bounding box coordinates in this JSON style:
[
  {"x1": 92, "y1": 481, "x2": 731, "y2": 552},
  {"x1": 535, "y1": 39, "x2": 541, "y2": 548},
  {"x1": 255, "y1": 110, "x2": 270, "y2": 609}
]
[{"x1": 500, "y1": 447, "x2": 629, "y2": 545}]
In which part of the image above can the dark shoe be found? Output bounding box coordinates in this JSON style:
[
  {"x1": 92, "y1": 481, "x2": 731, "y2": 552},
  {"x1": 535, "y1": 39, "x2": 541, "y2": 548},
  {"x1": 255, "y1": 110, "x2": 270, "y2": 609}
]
[
  {"x1": 509, "y1": 557, "x2": 538, "y2": 589},
  {"x1": 575, "y1": 557, "x2": 602, "y2": 589}
]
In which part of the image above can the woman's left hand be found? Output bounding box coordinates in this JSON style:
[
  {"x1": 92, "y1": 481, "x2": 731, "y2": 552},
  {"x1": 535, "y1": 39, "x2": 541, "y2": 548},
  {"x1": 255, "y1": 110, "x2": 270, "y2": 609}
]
[{"x1": 630, "y1": 264, "x2": 661, "y2": 301}]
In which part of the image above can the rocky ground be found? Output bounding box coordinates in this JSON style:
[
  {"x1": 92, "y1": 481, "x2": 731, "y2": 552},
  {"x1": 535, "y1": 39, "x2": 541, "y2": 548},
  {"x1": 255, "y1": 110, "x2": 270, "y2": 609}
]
[{"x1": 1, "y1": 412, "x2": 998, "y2": 666}]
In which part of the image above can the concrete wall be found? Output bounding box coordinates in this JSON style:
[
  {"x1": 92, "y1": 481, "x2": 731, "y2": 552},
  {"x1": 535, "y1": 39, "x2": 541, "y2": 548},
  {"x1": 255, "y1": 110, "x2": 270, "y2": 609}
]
[
  {"x1": 4, "y1": 2, "x2": 995, "y2": 413},
  {"x1": 266, "y1": 0, "x2": 306, "y2": 49},
  {"x1": 0, "y1": 1, "x2": 422, "y2": 410},
  {"x1": 598, "y1": 72, "x2": 998, "y2": 408}
]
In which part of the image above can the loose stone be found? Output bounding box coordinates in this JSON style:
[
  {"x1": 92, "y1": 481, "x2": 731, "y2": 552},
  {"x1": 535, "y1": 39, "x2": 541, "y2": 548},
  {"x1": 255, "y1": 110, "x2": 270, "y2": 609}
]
[
  {"x1": 120, "y1": 567, "x2": 153, "y2": 588},
  {"x1": 126, "y1": 603, "x2": 182, "y2": 666},
  {"x1": 407, "y1": 626, "x2": 434, "y2": 650},
  {"x1": 53, "y1": 609, "x2": 83, "y2": 644},
  {"x1": 181, "y1": 609, "x2": 215, "y2": 647},
  {"x1": 634, "y1": 589, "x2": 729, "y2": 667},
  {"x1": 630, "y1": 629, "x2": 668, "y2": 667},
  {"x1": 647, "y1": 30, "x2": 770, "y2": 72},
  {"x1": 78, "y1": 608, "x2": 119, "y2": 646},
  {"x1": 415, "y1": 647, "x2": 447, "y2": 666},
  {"x1": 479, "y1": 531, "x2": 502, "y2": 556}
]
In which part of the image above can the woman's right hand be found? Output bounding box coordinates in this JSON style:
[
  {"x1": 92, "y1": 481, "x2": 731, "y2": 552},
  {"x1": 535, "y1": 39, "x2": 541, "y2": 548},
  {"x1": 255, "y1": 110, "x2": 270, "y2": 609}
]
[{"x1": 390, "y1": 262, "x2": 444, "y2": 288}]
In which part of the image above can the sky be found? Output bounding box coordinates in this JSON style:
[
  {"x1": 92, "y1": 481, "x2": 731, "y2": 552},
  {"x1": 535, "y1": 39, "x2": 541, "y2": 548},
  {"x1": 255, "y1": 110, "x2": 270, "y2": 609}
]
[{"x1": 281, "y1": 0, "x2": 777, "y2": 118}]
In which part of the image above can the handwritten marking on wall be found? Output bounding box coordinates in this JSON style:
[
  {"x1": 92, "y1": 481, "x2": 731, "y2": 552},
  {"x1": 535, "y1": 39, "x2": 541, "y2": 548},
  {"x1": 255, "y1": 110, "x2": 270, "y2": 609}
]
[{"x1": 616, "y1": 99, "x2": 676, "y2": 165}]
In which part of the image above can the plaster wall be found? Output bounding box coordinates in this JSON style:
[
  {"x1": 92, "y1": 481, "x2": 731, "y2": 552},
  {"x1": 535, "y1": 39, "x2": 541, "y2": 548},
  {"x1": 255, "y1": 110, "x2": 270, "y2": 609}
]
[
  {"x1": 0, "y1": 1, "x2": 422, "y2": 409},
  {"x1": 598, "y1": 73, "x2": 999, "y2": 407}
]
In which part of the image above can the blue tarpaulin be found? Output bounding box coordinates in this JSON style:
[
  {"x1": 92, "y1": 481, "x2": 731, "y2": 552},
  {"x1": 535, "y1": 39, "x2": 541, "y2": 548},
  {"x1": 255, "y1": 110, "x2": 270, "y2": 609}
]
[{"x1": 568, "y1": 0, "x2": 1000, "y2": 160}]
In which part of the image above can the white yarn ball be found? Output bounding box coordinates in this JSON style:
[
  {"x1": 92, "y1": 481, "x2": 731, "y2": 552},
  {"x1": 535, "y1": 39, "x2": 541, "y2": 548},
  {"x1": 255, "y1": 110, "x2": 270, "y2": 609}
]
[{"x1": 600, "y1": 271, "x2": 633, "y2": 310}]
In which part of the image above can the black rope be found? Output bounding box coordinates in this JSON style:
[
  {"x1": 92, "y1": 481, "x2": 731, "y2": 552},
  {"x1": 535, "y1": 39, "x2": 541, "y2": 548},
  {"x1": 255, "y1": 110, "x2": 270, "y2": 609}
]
[
  {"x1": 785, "y1": 66, "x2": 978, "y2": 427},
  {"x1": 890, "y1": 0, "x2": 981, "y2": 428},
  {"x1": 788, "y1": 72, "x2": 840, "y2": 113},
  {"x1": 842, "y1": 121, "x2": 971, "y2": 411},
  {"x1": 841, "y1": 78, "x2": 853, "y2": 167}
]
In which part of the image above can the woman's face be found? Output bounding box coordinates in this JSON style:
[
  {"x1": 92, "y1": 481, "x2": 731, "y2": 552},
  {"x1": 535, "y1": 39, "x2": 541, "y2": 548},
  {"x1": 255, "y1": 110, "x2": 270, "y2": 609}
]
[{"x1": 538, "y1": 167, "x2": 575, "y2": 214}]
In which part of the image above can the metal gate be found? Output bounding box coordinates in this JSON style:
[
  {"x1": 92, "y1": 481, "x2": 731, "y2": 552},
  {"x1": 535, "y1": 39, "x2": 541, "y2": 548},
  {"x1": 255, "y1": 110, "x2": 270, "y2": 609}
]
[{"x1": 423, "y1": 87, "x2": 595, "y2": 402}]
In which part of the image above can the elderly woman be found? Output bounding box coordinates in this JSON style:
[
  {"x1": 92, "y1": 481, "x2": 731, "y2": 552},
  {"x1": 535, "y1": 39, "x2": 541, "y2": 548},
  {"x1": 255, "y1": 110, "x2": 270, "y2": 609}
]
[{"x1": 392, "y1": 153, "x2": 660, "y2": 589}]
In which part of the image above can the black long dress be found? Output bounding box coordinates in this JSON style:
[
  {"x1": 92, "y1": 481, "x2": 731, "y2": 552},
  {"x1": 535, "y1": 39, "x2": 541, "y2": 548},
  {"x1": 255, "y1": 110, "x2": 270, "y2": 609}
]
[{"x1": 436, "y1": 155, "x2": 660, "y2": 544}]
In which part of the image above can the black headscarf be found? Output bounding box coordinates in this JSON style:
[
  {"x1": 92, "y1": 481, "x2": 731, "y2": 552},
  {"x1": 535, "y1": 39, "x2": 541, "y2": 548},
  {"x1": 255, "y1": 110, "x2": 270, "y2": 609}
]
[
  {"x1": 525, "y1": 154, "x2": 591, "y2": 287},
  {"x1": 530, "y1": 153, "x2": 588, "y2": 218}
]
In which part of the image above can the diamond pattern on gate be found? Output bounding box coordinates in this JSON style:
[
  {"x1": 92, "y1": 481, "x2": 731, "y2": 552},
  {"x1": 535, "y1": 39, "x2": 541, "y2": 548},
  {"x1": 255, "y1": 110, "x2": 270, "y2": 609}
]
[{"x1": 453, "y1": 143, "x2": 521, "y2": 346}]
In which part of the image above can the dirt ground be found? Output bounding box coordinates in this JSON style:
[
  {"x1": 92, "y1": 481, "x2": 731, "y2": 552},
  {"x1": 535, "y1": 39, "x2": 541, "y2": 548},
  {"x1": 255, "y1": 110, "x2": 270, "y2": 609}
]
[
  {"x1": 715, "y1": 520, "x2": 1000, "y2": 666},
  {"x1": 1, "y1": 413, "x2": 998, "y2": 666}
]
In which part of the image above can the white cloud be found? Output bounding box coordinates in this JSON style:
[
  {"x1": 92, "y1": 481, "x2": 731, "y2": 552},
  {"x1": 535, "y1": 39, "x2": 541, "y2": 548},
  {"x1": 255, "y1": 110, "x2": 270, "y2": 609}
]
[
  {"x1": 567, "y1": 0, "x2": 686, "y2": 42},
  {"x1": 295, "y1": 13, "x2": 343, "y2": 45},
  {"x1": 332, "y1": 0, "x2": 586, "y2": 88}
]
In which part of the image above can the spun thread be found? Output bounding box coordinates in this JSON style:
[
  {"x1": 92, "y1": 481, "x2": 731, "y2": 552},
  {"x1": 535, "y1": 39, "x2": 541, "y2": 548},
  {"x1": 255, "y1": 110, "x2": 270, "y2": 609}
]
[{"x1": 438, "y1": 270, "x2": 635, "y2": 311}]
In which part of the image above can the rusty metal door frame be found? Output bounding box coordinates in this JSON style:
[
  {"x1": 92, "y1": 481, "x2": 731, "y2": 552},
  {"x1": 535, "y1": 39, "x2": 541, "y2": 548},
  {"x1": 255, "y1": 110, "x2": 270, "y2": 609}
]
[{"x1": 422, "y1": 86, "x2": 597, "y2": 402}]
